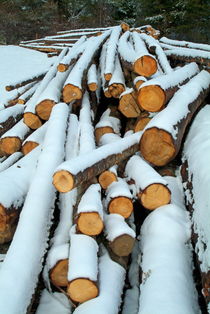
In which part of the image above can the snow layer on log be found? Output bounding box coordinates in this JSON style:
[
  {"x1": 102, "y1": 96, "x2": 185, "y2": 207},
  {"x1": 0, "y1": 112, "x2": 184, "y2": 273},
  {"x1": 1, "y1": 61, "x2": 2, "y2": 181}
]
[
  {"x1": 160, "y1": 36, "x2": 210, "y2": 52},
  {"x1": 182, "y1": 105, "x2": 210, "y2": 273},
  {"x1": 104, "y1": 213, "x2": 135, "y2": 242},
  {"x1": 1, "y1": 118, "x2": 30, "y2": 140},
  {"x1": 68, "y1": 234, "x2": 98, "y2": 282},
  {"x1": 143, "y1": 70, "x2": 210, "y2": 139},
  {"x1": 22, "y1": 122, "x2": 48, "y2": 147},
  {"x1": 0, "y1": 103, "x2": 69, "y2": 314},
  {"x1": 165, "y1": 47, "x2": 210, "y2": 61},
  {"x1": 18, "y1": 82, "x2": 40, "y2": 104},
  {"x1": 87, "y1": 64, "x2": 98, "y2": 87},
  {"x1": 77, "y1": 184, "x2": 103, "y2": 219},
  {"x1": 0, "y1": 152, "x2": 23, "y2": 172},
  {"x1": 36, "y1": 289, "x2": 71, "y2": 314},
  {"x1": 138, "y1": 204, "x2": 199, "y2": 314},
  {"x1": 47, "y1": 243, "x2": 69, "y2": 271},
  {"x1": 95, "y1": 108, "x2": 121, "y2": 134},
  {"x1": 0, "y1": 146, "x2": 41, "y2": 209},
  {"x1": 106, "y1": 178, "x2": 133, "y2": 204},
  {"x1": 118, "y1": 31, "x2": 138, "y2": 64},
  {"x1": 0, "y1": 104, "x2": 24, "y2": 125},
  {"x1": 98, "y1": 133, "x2": 121, "y2": 146},
  {"x1": 164, "y1": 176, "x2": 185, "y2": 209},
  {"x1": 65, "y1": 113, "x2": 80, "y2": 160},
  {"x1": 73, "y1": 250, "x2": 126, "y2": 314}
]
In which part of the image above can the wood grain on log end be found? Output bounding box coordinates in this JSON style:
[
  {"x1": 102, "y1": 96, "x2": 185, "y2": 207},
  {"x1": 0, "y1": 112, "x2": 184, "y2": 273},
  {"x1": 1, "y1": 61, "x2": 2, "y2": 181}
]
[
  {"x1": 53, "y1": 170, "x2": 74, "y2": 193},
  {"x1": 104, "y1": 88, "x2": 112, "y2": 98},
  {"x1": 36, "y1": 99, "x2": 56, "y2": 121},
  {"x1": 17, "y1": 99, "x2": 26, "y2": 105},
  {"x1": 104, "y1": 73, "x2": 112, "y2": 81},
  {"x1": 109, "y1": 196, "x2": 133, "y2": 218},
  {"x1": 0, "y1": 137, "x2": 21, "y2": 155},
  {"x1": 63, "y1": 84, "x2": 83, "y2": 103},
  {"x1": 95, "y1": 126, "x2": 114, "y2": 144},
  {"x1": 139, "y1": 183, "x2": 171, "y2": 210},
  {"x1": 67, "y1": 278, "x2": 98, "y2": 303},
  {"x1": 50, "y1": 259, "x2": 69, "y2": 287},
  {"x1": 24, "y1": 112, "x2": 42, "y2": 129},
  {"x1": 88, "y1": 83, "x2": 98, "y2": 92},
  {"x1": 119, "y1": 92, "x2": 141, "y2": 118},
  {"x1": 22, "y1": 141, "x2": 39, "y2": 155},
  {"x1": 138, "y1": 85, "x2": 166, "y2": 112},
  {"x1": 109, "y1": 83, "x2": 125, "y2": 98},
  {"x1": 134, "y1": 55, "x2": 157, "y2": 77},
  {"x1": 77, "y1": 212, "x2": 104, "y2": 236},
  {"x1": 109, "y1": 234, "x2": 135, "y2": 257},
  {"x1": 57, "y1": 63, "x2": 69, "y2": 72},
  {"x1": 98, "y1": 170, "x2": 118, "y2": 189},
  {"x1": 140, "y1": 127, "x2": 176, "y2": 166}
]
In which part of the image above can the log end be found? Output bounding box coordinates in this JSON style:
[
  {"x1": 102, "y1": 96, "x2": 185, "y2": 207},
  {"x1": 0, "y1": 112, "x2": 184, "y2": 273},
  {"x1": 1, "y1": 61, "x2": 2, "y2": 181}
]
[
  {"x1": 17, "y1": 99, "x2": 26, "y2": 105},
  {"x1": 95, "y1": 126, "x2": 114, "y2": 144},
  {"x1": 24, "y1": 112, "x2": 42, "y2": 130},
  {"x1": 63, "y1": 84, "x2": 82, "y2": 103},
  {"x1": 0, "y1": 137, "x2": 21, "y2": 155},
  {"x1": 57, "y1": 63, "x2": 68, "y2": 72},
  {"x1": 139, "y1": 183, "x2": 171, "y2": 210},
  {"x1": 104, "y1": 73, "x2": 112, "y2": 81},
  {"x1": 121, "y1": 22, "x2": 130, "y2": 32},
  {"x1": 88, "y1": 83, "x2": 98, "y2": 92},
  {"x1": 98, "y1": 170, "x2": 118, "y2": 189},
  {"x1": 53, "y1": 170, "x2": 74, "y2": 193},
  {"x1": 36, "y1": 99, "x2": 56, "y2": 121},
  {"x1": 134, "y1": 55, "x2": 157, "y2": 77},
  {"x1": 140, "y1": 127, "x2": 176, "y2": 166},
  {"x1": 109, "y1": 84, "x2": 125, "y2": 98},
  {"x1": 22, "y1": 141, "x2": 39, "y2": 155},
  {"x1": 109, "y1": 197, "x2": 133, "y2": 218},
  {"x1": 119, "y1": 92, "x2": 141, "y2": 118},
  {"x1": 138, "y1": 85, "x2": 166, "y2": 112},
  {"x1": 50, "y1": 259, "x2": 69, "y2": 287},
  {"x1": 67, "y1": 278, "x2": 98, "y2": 303},
  {"x1": 77, "y1": 212, "x2": 104, "y2": 236},
  {"x1": 134, "y1": 117, "x2": 152, "y2": 132},
  {"x1": 109, "y1": 234, "x2": 135, "y2": 257}
]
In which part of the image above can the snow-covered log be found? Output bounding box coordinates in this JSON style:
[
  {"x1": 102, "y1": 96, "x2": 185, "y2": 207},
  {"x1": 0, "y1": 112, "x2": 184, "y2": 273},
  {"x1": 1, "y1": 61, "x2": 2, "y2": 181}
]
[
  {"x1": 67, "y1": 233, "x2": 99, "y2": 303},
  {"x1": 160, "y1": 36, "x2": 210, "y2": 52},
  {"x1": 76, "y1": 183, "x2": 103, "y2": 236},
  {"x1": 57, "y1": 36, "x2": 87, "y2": 72},
  {"x1": 118, "y1": 31, "x2": 157, "y2": 77},
  {"x1": 73, "y1": 249, "x2": 125, "y2": 314},
  {"x1": 0, "y1": 146, "x2": 41, "y2": 243},
  {"x1": 98, "y1": 165, "x2": 118, "y2": 190},
  {"x1": 104, "y1": 213, "x2": 135, "y2": 256},
  {"x1": 0, "y1": 152, "x2": 22, "y2": 173},
  {"x1": 125, "y1": 155, "x2": 171, "y2": 210},
  {"x1": 118, "y1": 88, "x2": 141, "y2": 118},
  {"x1": 103, "y1": 26, "x2": 122, "y2": 81},
  {"x1": 0, "y1": 103, "x2": 69, "y2": 313},
  {"x1": 140, "y1": 33, "x2": 173, "y2": 74},
  {"x1": 17, "y1": 82, "x2": 40, "y2": 104},
  {"x1": 0, "y1": 119, "x2": 31, "y2": 156},
  {"x1": 181, "y1": 105, "x2": 210, "y2": 307},
  {"x1": 36, "y1": 289, "x2": 72, "y2": 314},
  {"x1": 87, "y1": 64, "x2": 98, "y2": 91},
  {"x1": 23, "y1": 47, "x2": 69, "y2": 129},
  {"x1": 138, "y1": 62, "x2": 199, "y2": 112},
  {"x1": 105, "y1": 178, "x2": 133, "y2": 218},
  {"x1": 95, "y1": 108, "x2": 121, "y2": 144},
  {"x1": 62, "y1": 31, "x2": 111, "y2": 103},
  {"x1": 138, "y1": 204, "x2": 199, "y2": 314},
  {"x1": 140, "y1": 70, "x2": 210, "y2": 166},
  {"x1": 0, "y1": 104, "x2": 25, "y2": 137},
  {"x1": 99, "y1": 42, "x2": 111, "y2": 97},
  {"x1": 53, "y1": 131, "x2": 142, "y2": 193},
  {"x1": 133, "y1": 76, "x2": 147, "y2": 91},
  {"x1": 22, "y1": 122, "x2": 48, "y2": 155}
]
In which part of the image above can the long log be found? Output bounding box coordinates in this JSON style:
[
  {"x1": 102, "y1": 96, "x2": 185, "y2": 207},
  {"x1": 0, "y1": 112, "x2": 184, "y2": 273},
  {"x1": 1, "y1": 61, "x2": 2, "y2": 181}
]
[
  {"x1": 5, "y1": 70, "x2": 48, "y2": 91},
  {"x1": 53, "y1": 131, "x2": 142, "y2": 193},
  {"x1": 139, "y1": 70, "x2": 210, "y2": 166},
  {"x1": 0, "y1": 105, "x2": 25, "y2": 137},
  {"x1": 137, "y1": 62, "x2": 199, "y2": 112},
  {"x1": 21, "y1": 122, "x2": 48, "y2": 155},
  {"x1": 160, "y1": 36, "x2": 210, "y2": 52},
  {"x1": 0, "y1": 152, "x2": 23, "y2": 173}
]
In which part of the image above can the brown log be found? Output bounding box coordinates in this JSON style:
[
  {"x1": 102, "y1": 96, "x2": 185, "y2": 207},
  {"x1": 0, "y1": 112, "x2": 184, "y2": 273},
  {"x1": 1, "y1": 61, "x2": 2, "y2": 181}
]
[
  {"x1": 98, "y1": 169, "x2": 118, "y2": 189},
  {"x1": 138, "y1": 183, "x2": 171, "y2": 210},
  {"x1": 22, "y1": 141, "x2": 39, "y2": 155},
  {"x1": 35, "y1": 99, "x2": 56, "y2": 121},
  {"x1": 0, "y1": 109, "x2": 23, "y2": 137},
  {"x1": 108, "y1": 196, "x2": 133, "y2": 218},
  {"x1": 0, "y1": 137, "x2": 22, "y2": 155},
  {"x1": 5, "y1": 72, "x2": 46, "y2": 92},
  {"x1": 23, "y1": 112, "x2": 42, "y2": 129},
  {"x1": 63, "y1": 84, "x2": 83, "y2": 103},
  {"x1": 67, "y1": 278, "x2": 98, "y2": 303},
  {"x1": 49, "y1": 259, "x2": 69, "y2": 287},
  {"x1": 0, "y1": 204, "x2": 19, "y2": 244},
  {"x1": 165, "y1": 49, "x2": 210, "y2": 68},
  {"x1": 76, "y1": 212, "x2": 103, "y2": 236},
  {"x1": 118, "y1": 89, "x2": 141, "y2": 118},
  {"x1": 109, "y1": 234, "x2": 135, "y2": 257},
  {"x1": 140, "y1": 70, "x2": 210, "y2": 166},
  {"x1": 133, "y1": 55, "x2": 157, "y2": 78}
]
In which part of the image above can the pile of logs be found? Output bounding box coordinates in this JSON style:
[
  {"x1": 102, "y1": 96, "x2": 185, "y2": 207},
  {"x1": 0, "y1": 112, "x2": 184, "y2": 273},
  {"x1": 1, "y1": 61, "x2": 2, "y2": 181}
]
[{"x1": 0, "y1": 22, "x2": 210, "y2": 314}]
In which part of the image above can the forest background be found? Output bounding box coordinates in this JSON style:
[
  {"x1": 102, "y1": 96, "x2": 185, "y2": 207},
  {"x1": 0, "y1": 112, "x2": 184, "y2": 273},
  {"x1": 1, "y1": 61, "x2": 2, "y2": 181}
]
[{"x1": 0, "y1": 0, "x2": 209, "y2": 45}]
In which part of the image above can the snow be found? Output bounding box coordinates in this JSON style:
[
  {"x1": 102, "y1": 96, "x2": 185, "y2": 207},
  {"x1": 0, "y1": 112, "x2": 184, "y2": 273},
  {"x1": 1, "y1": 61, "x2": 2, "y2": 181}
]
[
  {"x1": 0, "y1": 152, "x2": 23, "y2": 173},
  {"x1": 1, "y1": 118, "x2": 30, "y2": 140},
  {"x1": 36, "y1": 289, "x2": 71, "y2": 314},
  {"x1": 143, "y1": 70, "x2": 210, "y2": 139},
  {"x1": 138, "y1": 204, "x2": 200, "y2": 314},
  {"x1": 59, "y1": 36, "x2": 87, "y2": 66},
  {"x1": 0, "y1": 45, "x2": 52, "y2": 106},
  {"x1": 46, "y1": 243, "x2": 69, "y2": 271},
  {"x1": 87, "y1": 63, "x2": 98, "y2": 85},
  {"x1": 0, "y1": 104, "x2": 25, "y2": 125},
  {"x1": 182, "y1": 105, "x2": 210, "y2": 273},
  {"x1": 132, "y1": 31, "x2": 151, "y2": 56},
  {"x1": 64, "y1": 113, "x2": 80, "y2": 160},
  {"x1": 95, "y1": 108, "x2": 121, "y2": 134},
  {"x1": 22, "y1": 121, "x2": 48, "y2": 146},
  {"x1": 77, "y1": 184, "x2": 103, "y2": 219},
  {"x1": 140, "y1": 62, "x2": 199, "y2": 90},
  {"x1": 106, "y1": 178, "x2": 133, "y2": 205},
  {"x1": 164, "y1": 176, "x2": 185, "y2": 209},
  {"x1": 125, "y1": 154, "x2": 169, "y2": 192},
  {"x1": 68, "y1": 233, "x2": 98, "y2": 282},
  {"x1": 160, "y1": 36, "x2": 210, "y2": 52},
  {"x1": 118, "y1": 31, "x2": 137, "y2": 63},
  {"x1": 18, "y1": 81, "x2": 40, "y2": 103},
  {"x1": 55, "y1": 131, "x2": 142, "y2": 176},
  {"x1": 73, "y1": 249, "x2": 125, "y2": 314},
  {"x1": 104, "y1": 213, "x2": 135, "y2": 242},
  {"x1": 133, "y1": 76, "x2": 147, "y2": 88},
  {"x1": 0, "y1": 103, "x2": 69, "y2": 314}
]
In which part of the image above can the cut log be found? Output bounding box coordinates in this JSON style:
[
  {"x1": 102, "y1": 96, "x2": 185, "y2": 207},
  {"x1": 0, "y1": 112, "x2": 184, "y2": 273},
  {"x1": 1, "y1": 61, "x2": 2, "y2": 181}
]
[
  {"x1": 17, "y1": 82, "x2": 39, "y2": 104},
  {"x1": 50, "y1": 258, "x2": 69, "y2": 287},
  {"x1": 140, "y1": 70, "x2": 210, "y2": 166},
  {"x1": 67, "y1": 234, "x2": 99, "y2": 303},
  {"x1": 137, "y1": 62, "x2": 199, "y2": 112},
  {"x1": 53, "y1": 131, "x2": 142, "y2": 193},
  {"x1": 133, "y1": 75, "x2": 147, "y2": 91},
  {"x1": 119, "y1": 88, "x2": 141, "y2": 118},
  {"x1": 103, "y1": 26, "x2": 122, "y2": 81},
  {"x1": 76, "y1": 184, "x2": 103, "y2": 236},
  {"x1": 21, "y1": 122, "x2": 48, "y2": 155},
  {"x1": 125, "y1": 155, "x2": 171, "y2": 210},
  {"x1": 98, "y1": 165, "x2": 118, "y2": 190},
  {"x1": 87, "y1": 64, "x2": 98, "y2": 91},
  {"x1": 106, "y1": 178, "x2": 133, "y2": 218},
  {"x1": 0, "y1": 152, "x2": 23, "y2": 172},
  {"x1": 5, "y1": 70, "x2": 48, "y2": 91},
  {"x1": 0, "y1": 105, "x2": 25, "y2": 137},
  {"x1": 181, "y1": 105, "x2": 210, "y2": 308},
  {"x1": 107, "y1": 55, "x2": 125, "y2": 98},
  {"x1": 0, "y1": 103, "x2": 70, "y2": 313},
  {"x1": 134, "y1": 112, "x2": 155, "y2": 132},
  {"x1": 160, "y1": 36, "x2": 210, "y2": 52},
  {"x1": 0, "y1": 119, "x2": 31, "y2": 156},
  {"x1": 104, "y1": 213, "x2": 136, "y2": 256},
  {"x1": 63, "y1": 31, "x2": 111, "y2": 103}
]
